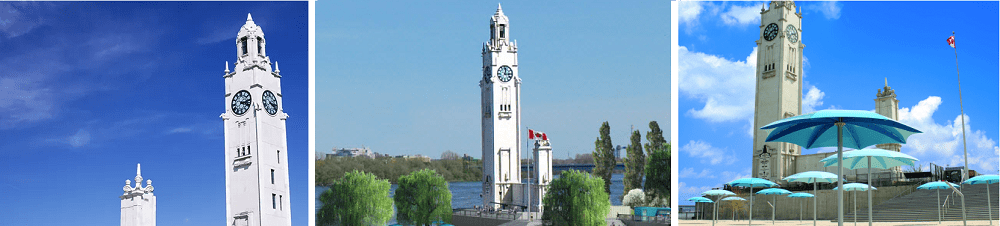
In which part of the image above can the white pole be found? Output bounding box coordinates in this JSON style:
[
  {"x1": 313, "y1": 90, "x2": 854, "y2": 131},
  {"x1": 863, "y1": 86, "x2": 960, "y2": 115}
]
[
  {"x1": 854, "y1": 190, "x2": 857, "y2": 226},
  {"x1": 837, "y1": 122, "x2": 845, "y2": 226},
  {"x1": 751, "y1": 186, "x2": 755, "y2": 226},
  {"x1": 938, "y1": 189, "x2": 942, "y2": 224},
  {"x1": 814, "y1": 182, "x2": 818, "y2": 226},
  {"x1": 952, "y1": 31, "x2": 969, "y2": 185},
  {"x1": 989, "y1": 184, "x2": 994, "y2": 225},
  {"x1": 868, "y1": 157, "x2": 873, "y2": 226}
]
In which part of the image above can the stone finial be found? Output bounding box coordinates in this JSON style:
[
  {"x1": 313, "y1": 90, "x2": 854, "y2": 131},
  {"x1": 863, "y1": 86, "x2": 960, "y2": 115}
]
[
  {"x1": 762, "y1": 3, "x2": 766, "y2": 12},
  {"x1": 247, "y1": 13, "x2": 253, "y2": 22},
  {"x1": 136, "y1": 163, "x2": 141, "y2": 176},
  {"x1": 885, "y1": 77, "x2": 888, "y2": 87},
  {"x1": 225, "y1": 61, "x2": 230, "y2": 74},
  {"x1": 275, "y1": 61, "x2": 280, "y2": 73}
]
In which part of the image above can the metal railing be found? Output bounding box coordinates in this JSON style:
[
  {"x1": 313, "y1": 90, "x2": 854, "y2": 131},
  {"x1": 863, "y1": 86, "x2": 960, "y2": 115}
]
[{"x1": 452, "y1": 208, "x2": 520, "y2": 220}]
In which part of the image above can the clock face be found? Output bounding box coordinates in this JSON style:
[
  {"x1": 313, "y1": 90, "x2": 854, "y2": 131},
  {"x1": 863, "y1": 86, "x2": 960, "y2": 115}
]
[
  {"x1": 483, "y1": 67, "x2": 491, "y2": 82},
  {"x1": 763, "y1": 23, "x2": 779, "y2": 41},
  {"x1": 497, "y1": 66, "x2": 513, "y2": 82},
  {"x1": 786, "y1": 25, "x2": 799, "y2": 43},
  {"x1": 231, "y1": 90, "x2": 251, "y2": 115},
  {"x1": 262, "y1": 90, "x2": 278, "y2": 115}
]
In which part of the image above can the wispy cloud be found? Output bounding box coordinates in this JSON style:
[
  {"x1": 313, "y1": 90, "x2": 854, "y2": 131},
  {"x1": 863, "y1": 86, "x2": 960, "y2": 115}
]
[
  {"x1": 721, "y1": 4, "x2": 761, "y2": 26},
  {"x1": 682, "y1": 140, "x2": 738, "y2": 165},
  {"x1": 804, "y1": 1, "x2": 842, "y2": 20},
  {"x1": 680, "y1": 167, "x2": 716, "y2": 179}
]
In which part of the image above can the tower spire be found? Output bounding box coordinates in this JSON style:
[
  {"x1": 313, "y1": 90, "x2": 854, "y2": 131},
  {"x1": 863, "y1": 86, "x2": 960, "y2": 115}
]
[
  {"x1": 885, "y1": 77, "x2": 888, "y2": 87},
  {"x1": 136, "y1": 163, "x2": 141, "y2": 177},
  {"x1": 247, "y1": 13, "x2": 253, "y2": 22}
]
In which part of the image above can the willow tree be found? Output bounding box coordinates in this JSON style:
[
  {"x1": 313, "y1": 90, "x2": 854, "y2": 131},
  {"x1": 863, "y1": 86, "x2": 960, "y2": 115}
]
[
  {"x1": 394, "y1": 169, "x2": 452, "y2": 226},
  {"x1": 542, "y1": 170, "x2": 611, "y2": 226}
]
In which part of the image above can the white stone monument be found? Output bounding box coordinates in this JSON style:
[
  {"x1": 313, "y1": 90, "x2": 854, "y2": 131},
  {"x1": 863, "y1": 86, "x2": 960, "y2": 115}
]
[
  {"x1": 481, "y1": 4, "x2": 523, "y2": 210},
  {"x1": 752, "y1": 1, "x2": 805, "y2": 183},
  {"x1": 874, "y1": 78, "x2": 905, "y2": 179},
  {"x1": 121, "y1": 163, "x2": 155, "y2": 226},
  {"x1": 221, "y1": 13, "x2": 292, "y2": 226},
  {"x1": 530, "y1": 139, "x2": 553, "y2": 212}
]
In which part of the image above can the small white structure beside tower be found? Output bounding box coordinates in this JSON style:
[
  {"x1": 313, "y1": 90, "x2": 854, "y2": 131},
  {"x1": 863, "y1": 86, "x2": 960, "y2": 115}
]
[
  {"x1": 530, "y1": 139, "x2": 553, "y2": 212},
  {"x1": 121, "y1": 163, "x2": 155, "y2": 226}
]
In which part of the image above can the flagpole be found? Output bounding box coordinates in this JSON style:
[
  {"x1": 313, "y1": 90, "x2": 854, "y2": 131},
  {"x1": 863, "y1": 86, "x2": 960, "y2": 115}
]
[{"x1": 952, "y1": 31, "x2": 970, "y2": 183}]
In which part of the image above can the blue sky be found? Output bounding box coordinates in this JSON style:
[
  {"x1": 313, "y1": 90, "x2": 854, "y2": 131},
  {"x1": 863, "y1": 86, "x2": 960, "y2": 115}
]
[
  {"x1": 0, "y1": 2, "x2": 308, "y2": 226},
  {"x1": 677, "y1": 1, "x2": 999, "y2": 205},
  {"x1": 315, "y1": 1, "x2": 670, "y2": 159}
]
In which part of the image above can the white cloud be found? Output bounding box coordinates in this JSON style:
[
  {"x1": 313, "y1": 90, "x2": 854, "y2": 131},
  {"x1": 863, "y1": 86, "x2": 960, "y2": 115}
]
[
  {"x1": 55, "y1": 129, "x2": 91, "y2": 148},
  {"x1": 805, "y1": 1, "x2": 842, "y2": 20},
  {"x1": 801, "y1": 85, "x2": 825, "y2": 114},
  {"x1": 898, "y1": 96, "x2": 999, "y2": 173},
  {"x1": 679, "y1": 1, "x2": 705, "y2": 25},
  {"x1": 721, "y1": 4, "x2": 761, "y2": 26},
  {"x1": 680, "y1": 167, "x2": 716, "y2": 179},
  {"x1": 679, "y1": 46, "x2": 757, "y2": 123},
  {"x1": 719, "y1": 168, "x2": 752, "y2": 183},
  {"x1": 678, "y1": 181, "x2": 716, "y2": 201},
  {"x1": 682, "y1": 140, "x2": 738, "y2": 165}
]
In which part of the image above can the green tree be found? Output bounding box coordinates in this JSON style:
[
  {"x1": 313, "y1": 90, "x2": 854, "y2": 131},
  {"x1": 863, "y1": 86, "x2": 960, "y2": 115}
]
[
  {"x1": 623, "y1": 130, "x2": 645, "y2": 197},
  {"x1": 394, "y1": 169, "x2": 453, "y2": 226},
  {"x1": 317, "y1": 170, "x2": 394, "y2": 226},
  {"x1": 644, "y1": 121, "x2": 666, "y2": 157},
  {"x1": 592, "y1": 121, "x2": 615, "y2": 195},
  {"x1": 542, "y1": 170, "x2": 611, "y2": 226},
  {"x1": 643, "y1": 143, "x2": 671, "y2": 207}
]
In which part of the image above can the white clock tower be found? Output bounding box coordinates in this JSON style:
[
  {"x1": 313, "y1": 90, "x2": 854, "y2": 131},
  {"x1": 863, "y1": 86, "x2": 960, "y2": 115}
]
[
  {"x1": 752, "y1": 1, "x2": 804, "y2": 183},
  {"x1": 221, "y1": 14, "x2": 291, "y2": 226},
  {"x1": 481, "y1": 4, "x2": 522, "y2": 209}
]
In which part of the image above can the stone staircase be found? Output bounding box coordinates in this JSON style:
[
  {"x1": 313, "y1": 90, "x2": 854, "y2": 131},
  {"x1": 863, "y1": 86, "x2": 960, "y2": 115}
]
[{"x1": 840, "y1": 183, "x2": 999, "y2": 222}]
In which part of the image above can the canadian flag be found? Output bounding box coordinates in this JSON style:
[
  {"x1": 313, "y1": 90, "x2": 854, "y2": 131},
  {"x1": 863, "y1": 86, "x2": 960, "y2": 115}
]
[
  {"x1": 528, "y1": 129, "x2": 547, "y2": 140},
  {"x1": 947, "y1": 36, "x2": 955, "y2": 48}
]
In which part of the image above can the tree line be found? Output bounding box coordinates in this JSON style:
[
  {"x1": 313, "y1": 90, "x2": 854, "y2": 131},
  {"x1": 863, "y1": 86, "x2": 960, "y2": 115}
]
[{"x1": 316, "y1": 156, "x2": 482, "y2": 186}]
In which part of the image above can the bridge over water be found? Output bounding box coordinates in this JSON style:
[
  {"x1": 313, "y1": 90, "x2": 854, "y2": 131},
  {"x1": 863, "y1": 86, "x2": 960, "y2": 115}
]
[{"x1": 521, "y1": 163, "x2": 625, "y2": 174}]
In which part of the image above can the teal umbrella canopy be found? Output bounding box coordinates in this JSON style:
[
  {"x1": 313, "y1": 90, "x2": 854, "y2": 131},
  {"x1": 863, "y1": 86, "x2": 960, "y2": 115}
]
[
  {"x1": 820, "y1": 148, "x2": 919, "y2": 169},
  {"x1": 727, "y1": 178, "x2": 778, "y2": 188},
  {"x1": 756, "y1": 188, "x2": 792, "y2": 195},
  {"x1": 788, "y1": 192, "x2": 814, "y2": 198},
  {"x1": 760, "y1": 110, "x2": 922, "y2": 149},
  {"x1": 702, "y1": 189, "x2": 736, "y2": 197},
  {"x1": 783, "y1": 171, "x2": 839, "y2": 183},
  {"x1": 833, "y1": 183, "x2": 877, "y2": 191},
  {"x1": 688, "y1": 196, "x2": 714, "y2": 203},
  {"x1": 962, "y1": 175, "x2": 999, "y2": 185},
  {"x1": 918, "y1": 181, "x2": 961, "y2": 190},
  {"x1": 722, "y1": 197, "x2": 747, "y2": 201}
]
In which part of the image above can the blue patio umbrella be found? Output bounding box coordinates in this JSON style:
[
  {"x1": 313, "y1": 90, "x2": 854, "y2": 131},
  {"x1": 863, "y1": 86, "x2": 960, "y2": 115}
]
[
  {"x1": 963, "y1": 175, "x2": 999, "y2": 225},
  {"x1": 833, "y1": 183, "x2": 877, "y2": 226},
  {"x1": 821, "y1": 148, "x2": 917, "y2": 226},
  {"x1": 762, "y1": 109, "x2": 922, "y2": 226},
  {"x1": 689, "y1": 196, "x2": 715, "y2": 223},
  {"x1": 918, "y1": 181, "x2": 963, "y2": 224},
  {"x1": 727, "y1": 178, "x2": 778, "y2": 226},
  {"x1": 722, "y1": 197, "x2": 748, "y2": 221},
  {"x1": 702, "y1": 189, "x2": 736, "y2": 225},
  {"x1": 757, "y1": 188, "x2": 792, "y2": 225},
  {"x1": 784, "y1": 171, "x2": 838, "y2": 226},
  {"x1": 789, "y1": 193, "x2": 815, "y2": 222}
]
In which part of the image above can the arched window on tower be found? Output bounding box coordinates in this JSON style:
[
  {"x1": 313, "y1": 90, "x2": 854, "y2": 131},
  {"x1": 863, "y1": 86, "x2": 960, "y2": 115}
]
[
  {"x1": 240, "y1": 37, "x2": 248, "y2": 56},
  {"x1": 491, "y1": 24, "x2": 496, "y2": 40},
  {"x1": 499, "y1": 24, "x2": 506, "y2": 38},
  {"x1": 257, "y1": 37, "x2": 263, "y2": 56}
]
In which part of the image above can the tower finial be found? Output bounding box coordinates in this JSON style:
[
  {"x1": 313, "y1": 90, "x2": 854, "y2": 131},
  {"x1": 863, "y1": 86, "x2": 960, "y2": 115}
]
[
  {"x1": 275, "y1": 61, "x2": 280, "y2": 73},
  {"x1": 136, "y1": 163, "x2": 141, "y2": 176},
  {"x1": 225, "y1": 61, "x2": 230, "y2": 74},
  {"x1": 497, "y1": 3, "x2": 503, "y2": 14},
  {"x1": 762, "y1": 2, "x2": 766, "y2": 12},
  {"x1": 247, "y1": 13, "x2": 253, "y2": 22},
  {"x1": 885, "y1": 77, "x2": 888, "y2": 87}
]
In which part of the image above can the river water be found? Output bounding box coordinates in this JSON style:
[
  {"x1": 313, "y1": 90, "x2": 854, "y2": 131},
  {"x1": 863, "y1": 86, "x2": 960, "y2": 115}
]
[{"x1": 315, "y1": 173, "x2": 625, "y2": 211}]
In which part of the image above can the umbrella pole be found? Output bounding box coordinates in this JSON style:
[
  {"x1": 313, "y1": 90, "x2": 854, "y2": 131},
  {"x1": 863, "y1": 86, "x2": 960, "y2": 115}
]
[
  {"x1": 988, "y1": 184, "x2": 993, "y2": 225},
  {"x1": 937, "y1": 189, "x2": 941, "y2": 224},
  {"x1": 751, "y1": 188, "x2": 755, "y2": 226},
  {"x1": 837, "y1": 122, "x2": 845, "y2": 226},
  {"x1": 773, "y1": 195, "x2": 776, "y2": 225},
  {"x1": 854, "y1": 191, "x2": 857, "y2": 226},
  {"x1": 814, "y1": 182, "x2": 818, "y2": 226},
  {"x1": 868, "y1": 157, "x2": 873, "y2": 226}
]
